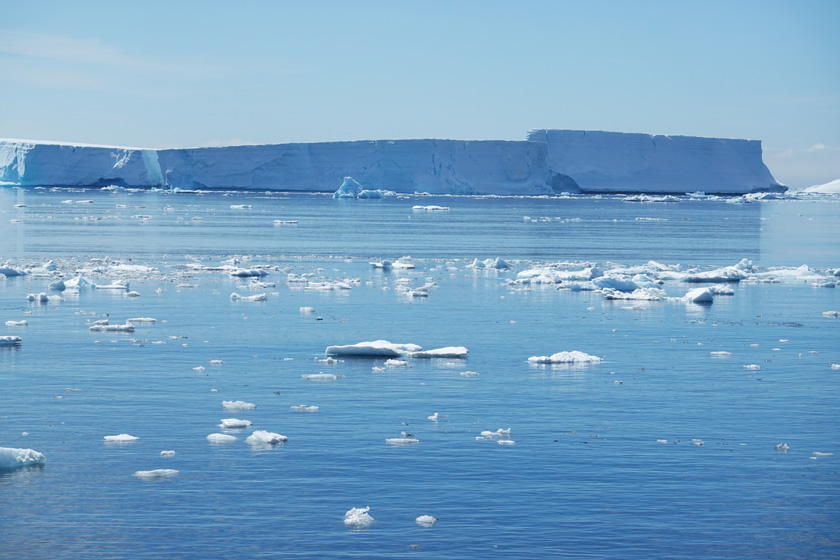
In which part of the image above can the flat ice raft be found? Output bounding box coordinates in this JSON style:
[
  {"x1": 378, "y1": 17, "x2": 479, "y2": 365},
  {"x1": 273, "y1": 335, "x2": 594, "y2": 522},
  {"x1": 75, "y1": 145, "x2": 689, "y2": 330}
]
[
  {"x1": 0, "y1": 447, "x2": 46, "y2": 470},
  {"x1": 325, "y1": 340, "x2": 467, "y2": 358}
]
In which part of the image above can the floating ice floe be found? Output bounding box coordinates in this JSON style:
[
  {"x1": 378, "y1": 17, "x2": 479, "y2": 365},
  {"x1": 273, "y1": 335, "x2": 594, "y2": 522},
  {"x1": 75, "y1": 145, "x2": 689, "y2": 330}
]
[
  {"x1": 479, "y1": 428, "x2": 511, "y2": 439},
  {"x1": 0, "y1": 336, "x2": 22, "y2": 346},
  {"x1": 415, "y1": 515, "x2": 438, "y2": 527},
  {"x1": 89, "y1": 322, "x2": 135, "y2": 332},
  {"x1": 222, "y1": 400, "x2": 257, "y2": 410},
  {"x1": 160, "y1": 450, "x2": 176, "y2": 457},
  {"x1": 369, "y1": 261, "x2": 392, "y2": 269},
  {"x1": 468, "y1": 257, "x2": 511, "y2": 270},
  {"x1": 301, "y1": 373, "x2": 339, "y2": 381},
  {"x1": 104, "y1": 434, "x2": 139, "y2": 442},
  {"x1": 812, "y1": 452, "x2": 834, "y2": 458},
  {"x1": 710, "y1": 351, "x2": 732, "y2": 357},
  {"x1": 134, "y1": 469, "x2": 178, "y2": 479},
  {"x1": 206, "y1": 433, "x2": 237, "y2": 443},
  {"x1": 386, "y1": 437, "x2": 419, "y2": 445},
  {"x1": 0, "y1": 447, "x2": 46, "y2": 470},
  {"x1": 230, "y1": 292, "x2": 267, "y2": 302},
  {"x1": 774, "y1": 443, "x2": 790, "y2": 452},
  {"x1": 332, "y1": 176, "x2": 385, "y2": 199},
  {"x1": 602, "y1": 287, "x2": 665, "y2": 301},
  {"x1": 299, "y1": 307, "x2": 316, "y2": 314},
  {"x1": 273, "y1": 219, "x2": 298, "y2": 225},
  {"x1": 209, "y1": 359, "x2": 224, "y2": 365},
  {"x1": 290, "y1": 404, "x2": 319, "y2": 412},
  {"x1": 229, "y1": 268, "x2": 268, "y2": 278},
  {"x1": 95, "y1": 281, "x2": 130, "y2": 290},
  {"x1": 5, "y1": 320, "x2": 27, "y2": 327},
  {"x1": 683, "y1": 287, "x2": 714, "y2": 304},
  {"x1": 344, "y1": 506, "x2": 374, "y2": 528},
  {"x1": 460, "y1": 370, "x2": 479, "y2": 377},
  {"x1": 219, "y1": 418, "x2": 252, "y2": 429},
  {"x1": 823, "y1": 311, "x2": 840, "y2": 317},
  {"x1": 391, "y1": 256, "x2": 415, "y2": 269},
  {"x1": 246, "y1": 430, "x2": 287, "y2": 445},
  {"x1": 428, "y1": 412, "x2": 440, "y2": 421},
  {"x1": 412, "y1": 205, "x2": 450, "y2": 211},
  {"x1": 743, "y1": 365, "x2": 761, "y2": 370},
  {"x1": 528, "y1": 351, "x2": 603, "y2": 365},
  {"x1": 230, "y1": 204, "x2": 251, "y2": 209},
  {"x1": 0, "y1": 265, "x2": 26, "y2": 277},
  {"x1": 127, "y1": 317, "x2": 157, "y2": 324},
  {"x1": 325, "y1": 340, "x2": 422, "y2": 358},
  {"x1": 27, "y1": 292, "x2": 64, "y2": 303},
  {"x1": 408, "y1": 346, "x2": 469, "y2": 359},
  {"x1": 384, "y1": 359, "x2": 408, "y2": 367}
]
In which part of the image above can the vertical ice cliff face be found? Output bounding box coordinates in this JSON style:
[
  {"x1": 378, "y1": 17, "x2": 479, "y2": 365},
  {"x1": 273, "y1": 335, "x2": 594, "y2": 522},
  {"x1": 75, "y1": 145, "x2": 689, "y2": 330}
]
[
  {"x1": 157, "y1": 139, "x2": 561, "y2": 195},
  {"x1": 527, "y1": 129, "x2": 785, "y2": 194},
  {"x1": 0, "y1": 140, "x2": 164, "y2": 187}
]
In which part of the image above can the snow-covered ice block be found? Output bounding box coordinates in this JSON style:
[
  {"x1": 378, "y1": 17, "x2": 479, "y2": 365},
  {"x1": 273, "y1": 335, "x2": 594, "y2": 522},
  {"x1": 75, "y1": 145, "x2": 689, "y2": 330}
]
[
  {"x1": 325, "y1": 340, "x2": 422, "y2": 357},
  {"x1": 206, "y1": 433, "x2": 237, "y2": 443},
  {"x1": 104, "y1": 434, "x2": 139, "y2": 442},
  {"x1": 684, "y1": 287, "x2": 714, "y2": 304},
  {"x1": 0, "y1": 336, "x2": 22, "y2": 346},
  {"x1": 222, "y1": 400, "x2": 256, "y2": 410},
  {"x1": 89, "y1": 323, "x2": 135, "y2": 332},
  {"x1": 219, "y1": 418, "x2": 252, "y2": 429},
  {"x1": 415, "y1": 515, "x2": 438, "y2": 527},
  {"x1": 5, "y1": 320, "x2": 28, "y2": 327},
  {"x1": 301, "y1": 373, "x2": 339, "y2": 381},
  {"x1": 408, "y1": 346, "x2": 469, "y2": 359},
  {"x1": 386, "y1": 437, "x2": 419, "y2": 445},
  {"x1": 0, "y1": 447, "x2": 46, "y2": 470},
  {"x1": 134, "y1": 469, "x2": 178, "y2": 479},
  {"x1": 528, "y1": 351, "x2": 603, "y2": 364},
  {"x1": 230, "y1": 292, "x2": 267, "y2": 302},
  {"x1": 246, "y1": 430, "x2": 287, "y2": 445},
  {"x1": 160, "y1": 450, "x2": 176, "y2": 457},
  {"x1": 344, "y1": 506, "x2": 374, "y2": 528}
]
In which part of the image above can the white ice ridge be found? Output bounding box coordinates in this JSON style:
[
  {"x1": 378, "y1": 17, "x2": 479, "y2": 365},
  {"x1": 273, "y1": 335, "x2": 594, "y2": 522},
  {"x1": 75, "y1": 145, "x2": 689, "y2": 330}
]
[
  {"x1": 2, "y1": 129, "x2": 782, "y2": 194},
  {"x1": 344, "y1": 506, "x2": 374, "y2": 528},
  {"x1": 325, "y1": 340, "x2": 467, "y2": 359},
  {"x1": 528, "y1": 351, "x2": 603, "y2": 364},
  {"x1": 0, "y1": 447, "x2": 46, "y2": 469}
]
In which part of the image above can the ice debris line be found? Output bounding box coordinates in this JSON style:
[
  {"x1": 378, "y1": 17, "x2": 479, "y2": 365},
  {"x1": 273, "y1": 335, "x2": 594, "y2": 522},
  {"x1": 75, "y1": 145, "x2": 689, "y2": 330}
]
[{"x1": 0, "y1": 129, "x2": 784, "y2": 195}]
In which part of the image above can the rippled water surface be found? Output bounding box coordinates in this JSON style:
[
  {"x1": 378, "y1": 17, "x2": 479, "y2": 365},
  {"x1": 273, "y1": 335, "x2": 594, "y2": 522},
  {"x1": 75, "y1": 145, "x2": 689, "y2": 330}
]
[{"x1": 1, "y1": 189, "x2": 838, "y2": 559}]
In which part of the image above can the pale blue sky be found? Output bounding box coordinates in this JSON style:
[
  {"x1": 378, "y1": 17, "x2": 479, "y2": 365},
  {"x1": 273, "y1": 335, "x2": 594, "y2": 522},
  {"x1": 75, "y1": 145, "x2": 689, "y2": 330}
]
[{"x1": 1, "y1": 0, "x2": 838, "y2": 187}]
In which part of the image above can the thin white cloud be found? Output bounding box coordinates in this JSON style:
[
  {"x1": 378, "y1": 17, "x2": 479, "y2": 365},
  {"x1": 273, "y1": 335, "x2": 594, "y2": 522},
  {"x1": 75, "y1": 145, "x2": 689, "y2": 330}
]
[{"x1": 0, "y1": 29, "x2": 234, "y2": 90}]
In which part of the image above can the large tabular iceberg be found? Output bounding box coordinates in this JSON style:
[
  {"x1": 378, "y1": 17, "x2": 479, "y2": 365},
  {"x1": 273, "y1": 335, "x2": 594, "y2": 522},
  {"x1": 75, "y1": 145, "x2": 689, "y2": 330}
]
[
  {"x1": 527, "y1": 129, "x2": 784, "y2": 194},
  {"x1": 1, "y1": 129, "x2": 784, "y2": 195}
]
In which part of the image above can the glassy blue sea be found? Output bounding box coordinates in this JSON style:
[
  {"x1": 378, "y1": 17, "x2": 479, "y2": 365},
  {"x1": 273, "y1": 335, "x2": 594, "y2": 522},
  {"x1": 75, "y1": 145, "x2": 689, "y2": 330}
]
[{"x1": 1, "y1": 188, "x2": 838, "y2": 559}]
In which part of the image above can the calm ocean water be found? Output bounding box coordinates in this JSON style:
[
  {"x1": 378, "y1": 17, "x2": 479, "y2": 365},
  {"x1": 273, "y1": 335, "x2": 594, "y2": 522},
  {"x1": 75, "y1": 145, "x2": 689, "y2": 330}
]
[{"x1": 1, "y1": 188, "x2": 838, "y2": 559}]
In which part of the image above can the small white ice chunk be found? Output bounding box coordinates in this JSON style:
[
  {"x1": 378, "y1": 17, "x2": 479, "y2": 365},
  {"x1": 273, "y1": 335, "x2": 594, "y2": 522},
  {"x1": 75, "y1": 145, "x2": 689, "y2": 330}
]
[
  {"x1": 386, "y1": 437, "x2": 419, "y2": 445},
  {"x1": 344, "y1": 506, "x2": 374, "y2": 528},
  {"x1": 134, "y1": 469, "x2": 178, "y2": 479},
  {"x1": 415, "y1": 515, "x2": 438, "y2": 527},
  {"x1": 528, "y1": 351, "x2": 602, "y2": 364},
  {"x1": 104, "y1": 434, "x2": 139, "y2": 442},
  {"x1": 301, "y1": 373, "x2": 339, "y2": 381},
  {"x1": 222, "y1": 400, "x2": 257, "y2": 410},
  {"x1": 160, "y1": 450, "x2": 176, "y2": 457},
  {"x1": 206, "y1": 433, "x2": 237, "y2": 443},
  {"x1": 219, "y1": 418, "x2": 252, "y2": 429},
  {"x1": 0, "y1": 336, "x2": 23, "y2": 346},
  {"x1": 230, "y1": 292, "x2": 267, "y2": 302},
  {"x1": 409, "y1": 346, "x2": 469, "y2": 359},
  {"x1": 246, "y1": 430, "x2": 287, "y2": 445}
]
